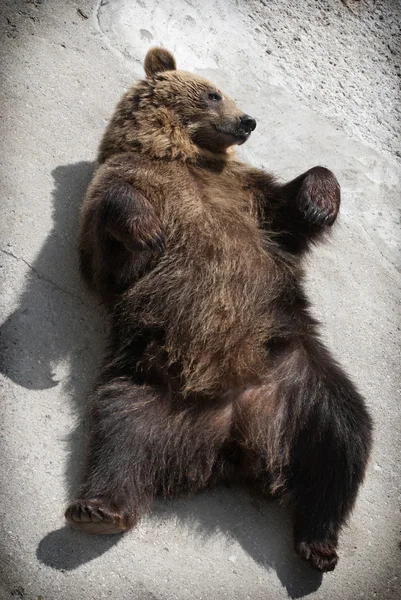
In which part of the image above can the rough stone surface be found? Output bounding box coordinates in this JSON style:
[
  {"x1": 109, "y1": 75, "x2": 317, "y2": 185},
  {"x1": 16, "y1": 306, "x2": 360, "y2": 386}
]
[{"x1": 0, "y1": 1, "x2": 400, "y2": 599}]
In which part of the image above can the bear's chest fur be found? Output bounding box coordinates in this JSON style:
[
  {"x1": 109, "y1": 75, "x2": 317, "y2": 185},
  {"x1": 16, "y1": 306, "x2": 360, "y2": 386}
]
[
  {"x1": 116, "y1": 154, "x2": 288, "y2": 394},
  {"x1": 121, "y1": 154, "x2": 263, "y2": 254}
]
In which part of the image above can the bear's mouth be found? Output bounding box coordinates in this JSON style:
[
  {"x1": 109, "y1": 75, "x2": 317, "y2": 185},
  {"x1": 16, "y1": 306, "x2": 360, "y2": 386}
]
[{"x1": 213, "y1": 124, "x2": 250, "y2": 145}]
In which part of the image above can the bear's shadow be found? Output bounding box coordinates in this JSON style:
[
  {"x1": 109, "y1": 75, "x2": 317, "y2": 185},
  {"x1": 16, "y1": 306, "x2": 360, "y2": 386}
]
[{"x1": 0, "y1": 161, "x2": 322, "y2": 598}]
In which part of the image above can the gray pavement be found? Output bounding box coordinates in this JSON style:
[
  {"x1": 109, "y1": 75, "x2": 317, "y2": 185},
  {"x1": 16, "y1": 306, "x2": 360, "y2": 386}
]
[{"x1": 0, "y1": 1, "x2": 400, "y2": 599}]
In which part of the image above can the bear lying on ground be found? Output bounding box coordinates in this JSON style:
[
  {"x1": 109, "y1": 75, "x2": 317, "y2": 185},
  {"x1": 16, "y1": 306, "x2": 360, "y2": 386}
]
[{"x1": 65, "y1": 47, "x2": 372, "y2": 573}]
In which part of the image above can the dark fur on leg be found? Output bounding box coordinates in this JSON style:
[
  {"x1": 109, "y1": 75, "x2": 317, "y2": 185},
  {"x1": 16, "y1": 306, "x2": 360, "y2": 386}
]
[
  {"x1": 288, "y1": 338, "x2": 372, "y2": 571},
  {"x1": 254, "y1": 166, "x2": 341, "y2": 255},
  {"x1": 65, "y1": 368, "x2": 233, "y2": 534},
  {"x1": 234, "y1": 335, "x2": 372, "y2": 572}
]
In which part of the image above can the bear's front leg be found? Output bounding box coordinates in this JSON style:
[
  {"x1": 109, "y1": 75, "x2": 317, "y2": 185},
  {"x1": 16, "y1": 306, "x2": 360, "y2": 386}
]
[
  {"x1": 97, "y1": 179, "x2": 166, "y2": 254},
  {"x1": 79, "y1": 177, "x2": 166, "y2": 303},
  {"x1": 259, "y1": 166, "x2": 341, "y2": 254}
]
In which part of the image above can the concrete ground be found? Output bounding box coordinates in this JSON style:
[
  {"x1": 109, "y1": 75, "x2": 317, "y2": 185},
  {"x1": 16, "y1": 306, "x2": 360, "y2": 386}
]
[{"x1": 0, "y1": 0, "x2": 400, "y2": 599}]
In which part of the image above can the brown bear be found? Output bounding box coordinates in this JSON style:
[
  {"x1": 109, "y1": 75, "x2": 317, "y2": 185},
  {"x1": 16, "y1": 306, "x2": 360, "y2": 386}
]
[{"x1": 65, "y1": 47, "x2": 372, "y2": 573}]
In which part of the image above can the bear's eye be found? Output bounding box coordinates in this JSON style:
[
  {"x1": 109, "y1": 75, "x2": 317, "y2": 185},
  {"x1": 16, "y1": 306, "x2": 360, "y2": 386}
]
[{"x1": 208, "y1": 92, "x2": 222, "y2": 102}]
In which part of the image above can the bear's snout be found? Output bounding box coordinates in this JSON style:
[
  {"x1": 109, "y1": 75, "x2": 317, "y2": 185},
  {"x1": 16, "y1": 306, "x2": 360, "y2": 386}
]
[{"x1": 240, "y1": 114, "x2": 257, "y2": 133}]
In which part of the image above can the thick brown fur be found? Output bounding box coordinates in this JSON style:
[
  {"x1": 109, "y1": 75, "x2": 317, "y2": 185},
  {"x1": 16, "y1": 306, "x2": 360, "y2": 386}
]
[{"x1": 66, "y1": 48, "x2": 372, "y2": 573}]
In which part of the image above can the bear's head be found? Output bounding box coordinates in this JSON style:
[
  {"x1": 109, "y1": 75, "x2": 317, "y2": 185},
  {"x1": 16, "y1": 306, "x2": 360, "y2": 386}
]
[{"x1": 98, "y1": 47, "x2": 256, "y2": 163}]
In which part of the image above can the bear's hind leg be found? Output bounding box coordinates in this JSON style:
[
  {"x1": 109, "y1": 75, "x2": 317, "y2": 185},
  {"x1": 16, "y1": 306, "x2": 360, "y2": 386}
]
[
  {"x1": 66, "y1": 379, "x2": 157, "y2": 534},
  {"x1": 234, "y1": 338, "x2": 372, "y2": 571},
  {"x1": 66, "y1": 379, "x2": 232, "y2": 534},
  {"x1": 287, "y1": 344, "x2": 372, "y2": 571}
]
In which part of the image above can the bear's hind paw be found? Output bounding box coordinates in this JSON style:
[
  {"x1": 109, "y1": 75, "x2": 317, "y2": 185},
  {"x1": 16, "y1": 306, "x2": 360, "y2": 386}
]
[
  {"x1": 65, "y1": 498, "x2": 130, "y2": 535},
  {"x1": 295, "y1": 540, "x2": 339, "y2": 572}
]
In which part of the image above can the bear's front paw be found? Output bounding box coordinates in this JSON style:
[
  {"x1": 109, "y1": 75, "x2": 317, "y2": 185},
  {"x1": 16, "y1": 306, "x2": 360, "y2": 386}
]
[
  {"x1": 297, "y1": 166, "x2": 340, "y2": 226},
  {"x1": 115, "y1": 211, "x2": 166, "y2": 255},
  {"x1": 295, "y1": 540, "x2": 339, "y2": 572},
  {"x1": 128, "y1": 212, "x2": 166, "y2": 254}
]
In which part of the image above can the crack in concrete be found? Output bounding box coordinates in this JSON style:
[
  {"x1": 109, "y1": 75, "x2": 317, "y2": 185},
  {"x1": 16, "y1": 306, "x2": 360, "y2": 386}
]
[{"x1": 0, "y1": 247, "x2": 88, "y2": 306}]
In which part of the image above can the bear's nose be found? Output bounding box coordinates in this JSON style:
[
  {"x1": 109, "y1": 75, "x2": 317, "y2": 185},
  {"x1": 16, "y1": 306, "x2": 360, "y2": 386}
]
[{"x1": 240, "y1": 114, "x2": 257, "y2": 133}]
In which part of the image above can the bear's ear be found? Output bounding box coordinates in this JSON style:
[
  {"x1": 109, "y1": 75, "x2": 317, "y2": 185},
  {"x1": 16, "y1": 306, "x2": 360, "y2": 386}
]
[{"x1": 144, "y1": 47, "x2": 177, "y2": 78}]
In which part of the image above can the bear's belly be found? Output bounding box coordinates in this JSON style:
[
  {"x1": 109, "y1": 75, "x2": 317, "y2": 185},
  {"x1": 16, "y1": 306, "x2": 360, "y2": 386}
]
[{"x1": 125, "y1": 202, "x2": 284, "y2": 396}]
